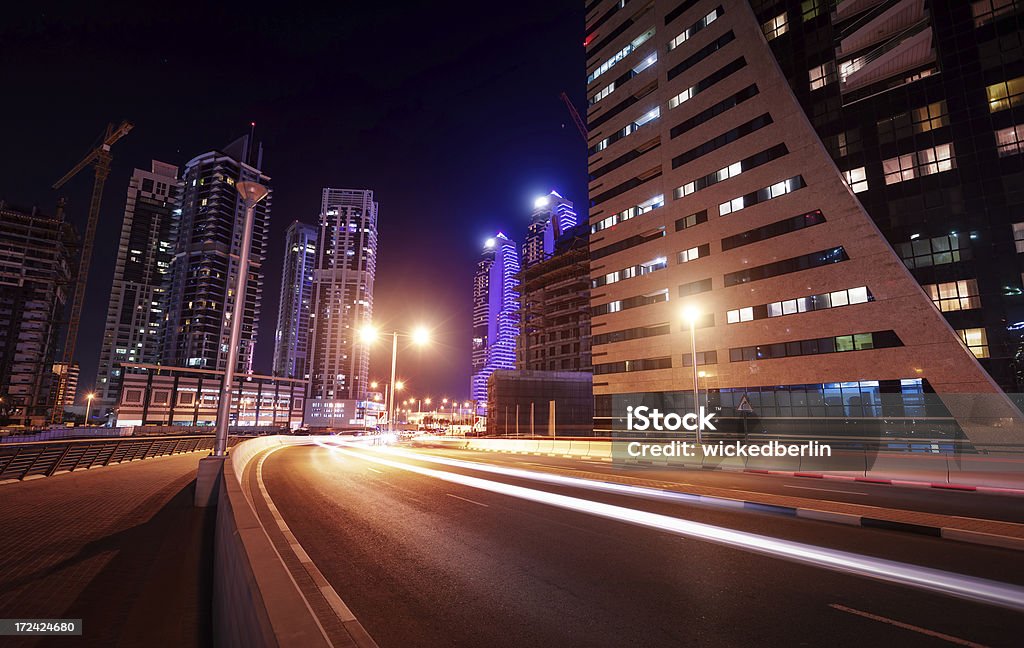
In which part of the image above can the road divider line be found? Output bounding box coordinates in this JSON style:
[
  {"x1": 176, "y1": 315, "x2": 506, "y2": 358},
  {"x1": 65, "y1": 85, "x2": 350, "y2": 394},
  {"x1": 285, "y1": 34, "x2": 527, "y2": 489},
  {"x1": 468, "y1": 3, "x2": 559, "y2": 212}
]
[
  {"x1": 317, "y1": 441, "x2": 1024, "y2": 613},
  {"x1": 446, "y1": 493, "x2": 490, "y2": 507},
  {"x1": 827, "y1": 604, "x2": 988, "y2": 647}
]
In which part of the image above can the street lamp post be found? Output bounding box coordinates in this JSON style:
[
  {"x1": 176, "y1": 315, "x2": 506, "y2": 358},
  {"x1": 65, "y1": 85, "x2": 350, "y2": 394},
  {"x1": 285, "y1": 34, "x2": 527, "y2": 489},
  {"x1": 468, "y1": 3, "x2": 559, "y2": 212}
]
[
  {"x1": 214, "y1": 181, "x2": 269, "y2": 458},
  {"x1": 362, "y1": 325, "x2": 426, "y2": 432},
  {"x1": 85, "y1": 393, "x2": 95, "y2": 426},
  {"x1": 683, "y1": 305, "x2": 702, "y2": 445}
]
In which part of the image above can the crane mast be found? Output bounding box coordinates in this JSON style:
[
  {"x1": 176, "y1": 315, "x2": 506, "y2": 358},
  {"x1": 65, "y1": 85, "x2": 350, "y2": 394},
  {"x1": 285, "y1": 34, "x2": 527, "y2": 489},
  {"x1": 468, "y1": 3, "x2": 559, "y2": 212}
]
[{"x1": 50, "y1": 120, "x2": 133, "y2": 422}]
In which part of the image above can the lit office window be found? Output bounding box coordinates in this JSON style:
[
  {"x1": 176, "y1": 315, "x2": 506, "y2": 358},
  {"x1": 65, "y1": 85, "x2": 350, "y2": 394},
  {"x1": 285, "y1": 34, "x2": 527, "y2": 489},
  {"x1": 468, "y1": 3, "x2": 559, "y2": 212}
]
[
  {"x1": 957, "y1": 328, "x2": 990, "y2": 358},
  {"x1": 882, "y1": 144, "x2": 955, "y2": 184},
  {"x1": 668, "y1": 8, "x2": 722, "y2": 51},
  {"x1": 844, "y1": 167, "x2": 868, "y2": 193},
  {"x1": 809, "y1": 61, "x2": 836, "y2": 90},
  {"x1": 801, "y1": 0, "x2": 822, "y2": 21},
  {"x1": 1013, "y1": 223, "x2": 1024, "y2": 252},
  {"x1": 897, "y1": 233, "x2": 970, "y2": 268},
  {"x1": 925, "y1": 280, "x2": 982, "y2": 312},
  {"x1": 996, "y1": 124, "x2": 1024, "y2": 157},
  {"x1": 987, "y1": 76, "x2": 1024, "y2": 112},
  {"x1": 762, "y1": 13, "x2": 788, "y2": 40},
  {"x1": 678, "y1": 244, "x2": 709, "y2": 263}
]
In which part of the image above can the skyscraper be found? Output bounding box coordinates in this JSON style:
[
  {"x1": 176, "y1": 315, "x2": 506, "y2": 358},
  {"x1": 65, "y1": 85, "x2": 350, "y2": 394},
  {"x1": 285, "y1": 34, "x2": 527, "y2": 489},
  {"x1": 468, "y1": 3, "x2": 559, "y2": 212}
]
[
  {"x1": 162, "y1": 135, "x2": 271, "y2": 374},
  {"x1": 471, "y1": 232, "x2": 521, "y2": 406},
  {"x1": 522, "y1": 190, "x2": 578, "y2": 269},
  {"x1": 584, "y1": 0, "x2": 1019, "y2": 446},
  {"x1": 273, "y1": 221, "x2": 318, "y2": 379},
  {"x1": 752, "y1": 0, "x2": 1024, "y2": 390},
  {"x1": 0, "y1": 202, "x2": 76, "y2": 426},
  {"x1": 306, "y1": 188, "x2": 377, "y2": 426},
  {"x1": 95, "y1": 161, "x2": 181, "y2": 403}
]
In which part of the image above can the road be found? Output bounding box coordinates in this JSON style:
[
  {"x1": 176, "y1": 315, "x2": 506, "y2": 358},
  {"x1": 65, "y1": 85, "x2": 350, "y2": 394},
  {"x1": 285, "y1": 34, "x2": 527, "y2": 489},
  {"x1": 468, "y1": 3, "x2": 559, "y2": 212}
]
[{"x1": 258, "y1": 443, "x2": 1024, "y2": 647}]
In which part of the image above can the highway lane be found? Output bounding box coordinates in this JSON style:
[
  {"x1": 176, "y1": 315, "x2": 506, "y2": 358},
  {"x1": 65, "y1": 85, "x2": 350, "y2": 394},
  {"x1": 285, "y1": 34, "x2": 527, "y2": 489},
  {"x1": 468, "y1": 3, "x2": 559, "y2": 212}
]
[
  {"x1": 406, "y1": 444, "x2": 1024, "y2": 523},
  {"x1": 260, "y1": 444, "x2": 1024, "y2": 648}
]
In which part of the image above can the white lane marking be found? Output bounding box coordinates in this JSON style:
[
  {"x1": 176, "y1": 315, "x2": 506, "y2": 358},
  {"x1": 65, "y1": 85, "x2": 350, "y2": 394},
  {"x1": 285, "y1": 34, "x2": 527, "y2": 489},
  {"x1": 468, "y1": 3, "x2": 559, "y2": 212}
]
[
  {"x1": 784, "y1": 485, "x2": 869, "y2": 496},
  {"x1": 446, "y1": 493, "x2": 489, "y2": 507},
  {"x1": 256, "y1": 446, "x2": 379, "y2": 646},
  {"x1": 366, "y1": 467, "x2": 383, "y2": 474},
  {"x1": 828, "y1": 604, "x2": 988, "y2": 647},
  {"x1": 314, "y1": 440, "x2": 1024, "y2": 614}
]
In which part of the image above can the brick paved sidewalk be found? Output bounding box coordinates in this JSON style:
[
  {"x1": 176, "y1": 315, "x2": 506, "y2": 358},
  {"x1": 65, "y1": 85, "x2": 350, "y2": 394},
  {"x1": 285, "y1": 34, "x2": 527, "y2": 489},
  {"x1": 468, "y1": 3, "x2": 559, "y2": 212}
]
[{"x1": 0, "y1": 451, "x2": 214, "y2": 647}]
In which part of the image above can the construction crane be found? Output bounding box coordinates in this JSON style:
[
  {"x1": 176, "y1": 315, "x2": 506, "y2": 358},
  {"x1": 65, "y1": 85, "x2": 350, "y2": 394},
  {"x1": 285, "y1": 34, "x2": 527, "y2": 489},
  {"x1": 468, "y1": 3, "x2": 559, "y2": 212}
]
[
  {"x1": 560, "y1": 92, "x2": 588, "y2": 144},
  {"x1": 50, "y1": 120, "x2": 133, "y2": 422}
]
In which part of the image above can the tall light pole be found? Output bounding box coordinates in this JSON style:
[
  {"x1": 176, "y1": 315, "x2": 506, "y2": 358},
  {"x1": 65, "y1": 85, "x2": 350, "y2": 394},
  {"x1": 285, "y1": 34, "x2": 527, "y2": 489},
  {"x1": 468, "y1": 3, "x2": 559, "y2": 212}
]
[
  {"x1": 214, "y1": 181, "x2": 269, "y2": 457},
  {"x1": 84, "y1": 393, "x2": 95, "y2": 426},
  {"x1": 683, "y1": 305, "x2": 702, "y2": 445}
]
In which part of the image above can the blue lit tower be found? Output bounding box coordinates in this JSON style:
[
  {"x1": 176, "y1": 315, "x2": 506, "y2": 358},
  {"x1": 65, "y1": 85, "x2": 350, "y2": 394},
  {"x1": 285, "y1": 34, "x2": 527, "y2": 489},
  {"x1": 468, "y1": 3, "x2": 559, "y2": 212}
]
[
  {"x1": 522, "y1": 191, "x2": 577, "y2": 269},
  {"x1": 471, "y1": 233, "x2": 520, "y2": 406},
  {"x1": 273, "y1": 221, "x2": 318, "y2": 379}
]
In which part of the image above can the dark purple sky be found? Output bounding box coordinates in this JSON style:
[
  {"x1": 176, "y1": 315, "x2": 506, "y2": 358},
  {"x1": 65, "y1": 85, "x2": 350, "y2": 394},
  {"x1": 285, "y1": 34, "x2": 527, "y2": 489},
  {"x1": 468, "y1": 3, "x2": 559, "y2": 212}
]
[{"x1": 0, "y1": 1, "x2": 588, "y2": 400}]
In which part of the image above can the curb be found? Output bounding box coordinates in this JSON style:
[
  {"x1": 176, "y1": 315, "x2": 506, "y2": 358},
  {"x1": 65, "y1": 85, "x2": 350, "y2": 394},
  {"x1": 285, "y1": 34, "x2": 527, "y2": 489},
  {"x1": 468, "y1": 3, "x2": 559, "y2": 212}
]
[{"x1": 741, "y1": 468, "x2": 1024, "y2": 497}]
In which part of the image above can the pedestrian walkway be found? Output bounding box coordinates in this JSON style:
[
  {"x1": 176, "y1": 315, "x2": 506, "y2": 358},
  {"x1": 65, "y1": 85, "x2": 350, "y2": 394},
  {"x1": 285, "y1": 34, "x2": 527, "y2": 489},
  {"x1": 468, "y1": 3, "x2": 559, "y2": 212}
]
[{"x1": 0, "y1": 451, "x2": 213, "y2": 647}]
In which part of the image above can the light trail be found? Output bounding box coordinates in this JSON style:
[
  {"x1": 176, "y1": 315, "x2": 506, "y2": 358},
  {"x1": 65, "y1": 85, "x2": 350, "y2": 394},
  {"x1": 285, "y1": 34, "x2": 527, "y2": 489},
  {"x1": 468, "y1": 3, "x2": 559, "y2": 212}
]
[{"x1": 310, "y1": 438, "x2": 1024, "y2": 613}]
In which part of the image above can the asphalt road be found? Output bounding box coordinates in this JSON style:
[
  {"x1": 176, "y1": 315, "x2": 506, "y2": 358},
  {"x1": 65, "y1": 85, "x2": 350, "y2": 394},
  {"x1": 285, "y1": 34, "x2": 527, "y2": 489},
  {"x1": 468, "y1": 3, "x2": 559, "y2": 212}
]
[
  {"x1": 406, "y1": 444, "x2": 1024, "y2": 523},
  {"x1": 260, "y1": 444, "x2": 1024, "y2": 648}
]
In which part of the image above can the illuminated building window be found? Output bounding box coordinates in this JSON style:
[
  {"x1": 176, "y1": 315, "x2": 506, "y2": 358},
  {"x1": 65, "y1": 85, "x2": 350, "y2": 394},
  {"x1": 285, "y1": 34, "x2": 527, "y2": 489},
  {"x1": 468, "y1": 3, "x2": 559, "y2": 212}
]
[
  {"x1": 957, "y1": 328, "x2": 990, "y2": 358},
  {"x1": 762, "y1": 13, "x2": 788, "y2": 40},
  {"x1": 809, "y1": 60, "x2": 836, "y2": 90},
  {"x1": 1012, "y1": 223, "x2": 1024, "y2": 252},
  {"x1": 897, "y1": 233, "x2": 970, "y2": 269},
  {"x1": 589, "y1": 107, "x2": 660, "y2": 153},
  {"x1": 667, "y1": 7, "x2": 722, "y2": 51},
  {"x1": 719, "y1": 175, "x2": 806, "y2": 216},
  {"x1": 591, "y1": 195, "x2": 663, "y2": 233},
  {"x1": 987, "y1": 76, "x2": 1024, "y2": 112},
  {"x1": 677, "y1": 244, "x2": 710, "y2": 263},
  {"x1": 996, "y1": 124, "x2": 1024, "y2": 157},
  {"x1": 877, "y1": 101, "x2": 949, "y2": 143},
  {"x1": 840, "y1": 166, "x2": 867, "y2": 193},
  {"x1": 730, "y1": 330, "x2": 901, "y2": 362},
  {"x1": 682, "y1": 351, "x2": 717, "y2": 367},
  {"x1": 728, "y1": 287, "x2": 871, "y2": 324},
  {"x1": 668, "y1": 57, "x2": 746, "y2": 109},
  {"x1": 972, "y1": 0, "x2": 1021, "y2": 27},
  {"x1": 592, "y1": 256, "x2": 668, "y2": 287},
  {"x1": 675, "y1": 144, "x2": 788, "y2": 199},
  {"x1": 587, "y1": 27, "x2": 655, "y2": 83},
  {"x1": 924, "y1": 280, "x2": 982, "y2": 312},
  {"x1": 594, "y1": 356, "x2": 672, "y2": 375},
  {"x1": 801, "y1": 0, "x2": 822, "y2": 21},
  {"x1": 882, "y1": 144, "x2": 955, "y2": 184},
  {"x1": 592, "y1": 289, "x2": 668, "y2": 316},
  {"x1": 724, "y1": 247, "x2": 848, "y2": 287},
  {"x1": 674, "y1": 209, "x2": 707, "y2": 231}
]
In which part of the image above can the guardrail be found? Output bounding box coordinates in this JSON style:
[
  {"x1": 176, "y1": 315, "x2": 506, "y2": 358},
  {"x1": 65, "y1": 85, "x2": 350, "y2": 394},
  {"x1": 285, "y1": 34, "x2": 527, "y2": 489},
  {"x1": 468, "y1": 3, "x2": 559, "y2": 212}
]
[{"x1": 0, "y1": 436, "x2": 242, "y2": 483}]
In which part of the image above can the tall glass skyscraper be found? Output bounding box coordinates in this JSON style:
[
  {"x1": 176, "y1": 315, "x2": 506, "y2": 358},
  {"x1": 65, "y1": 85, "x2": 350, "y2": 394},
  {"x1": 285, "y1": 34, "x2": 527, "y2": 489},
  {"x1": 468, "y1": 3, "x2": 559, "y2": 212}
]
[
  {"x1": 306, "y1": 188, "x2": 377, "y2": 426},
  {"x1": 162, "y1": 134, "x2": 271, "y2": 374},
  {"x1": 471, "y1": 232, "x2": 521, "y2": 406},
  {"x1": 522, "y1": 190, "x2": 578, "y2": 269},
  {"x1": 95, "y1": 160, "x2": 181, "y2": 404},
  {"x1": 273, "y1": 220, "x2": 318, "y2": 379}
]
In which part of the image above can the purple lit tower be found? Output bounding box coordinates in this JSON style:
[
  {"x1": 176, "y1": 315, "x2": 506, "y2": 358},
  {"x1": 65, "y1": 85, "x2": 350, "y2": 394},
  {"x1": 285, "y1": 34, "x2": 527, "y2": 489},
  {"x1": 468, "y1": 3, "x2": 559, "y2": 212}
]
[
  {"x1": 470, "y1": 233, "x2": 520, "y2": 409},
  {"x1": 522, "y1": 190, "x2": 577, "y2": 270}
]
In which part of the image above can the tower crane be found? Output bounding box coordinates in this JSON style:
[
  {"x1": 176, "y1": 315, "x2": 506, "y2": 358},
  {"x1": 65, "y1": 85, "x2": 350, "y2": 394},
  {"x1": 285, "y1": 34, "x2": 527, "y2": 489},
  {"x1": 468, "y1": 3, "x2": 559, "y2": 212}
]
[
  {"x1": 50, "y1": 120, "x2": 133, "y2": 422},
  {"x1": 560, "y1": 92, "x2": 588, "y2": 144}
]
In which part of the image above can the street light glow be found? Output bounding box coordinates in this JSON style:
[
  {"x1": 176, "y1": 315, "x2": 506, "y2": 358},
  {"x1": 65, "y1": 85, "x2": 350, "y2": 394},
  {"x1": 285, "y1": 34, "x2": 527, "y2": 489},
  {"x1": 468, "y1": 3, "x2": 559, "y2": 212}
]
[
  {"x1": 396, "y1": 381, "x2": 405, "y2": 391},
  {"x1": 370, "y1": 381, "x2": 378, "y2": 389},
  {"x1": 359, "y1": 324, "x2": 379, "y2": 343},
  {"x1": 682, "y1": 304, "x2": 700, "y2": 323},
  {"x1": 412, "y1": 326, "x2": 430, "y2": 346}
]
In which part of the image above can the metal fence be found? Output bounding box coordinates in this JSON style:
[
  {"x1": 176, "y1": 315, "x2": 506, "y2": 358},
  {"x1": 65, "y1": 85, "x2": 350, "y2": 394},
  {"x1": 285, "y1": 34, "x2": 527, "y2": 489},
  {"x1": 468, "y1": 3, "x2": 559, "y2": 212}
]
[{"x1": 0, "y1": 436, "x2": 242, "y2": 483}]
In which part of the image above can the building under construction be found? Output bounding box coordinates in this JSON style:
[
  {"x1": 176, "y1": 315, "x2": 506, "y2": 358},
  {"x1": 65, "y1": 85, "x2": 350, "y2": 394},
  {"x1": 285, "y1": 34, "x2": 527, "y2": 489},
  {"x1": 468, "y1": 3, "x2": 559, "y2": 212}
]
[
  {"x1": 517, "y1": 222, "x2": 592, "y2": 373},
  {"x1": 0, "y1": 202, "x2": 77, "y2": 426}
]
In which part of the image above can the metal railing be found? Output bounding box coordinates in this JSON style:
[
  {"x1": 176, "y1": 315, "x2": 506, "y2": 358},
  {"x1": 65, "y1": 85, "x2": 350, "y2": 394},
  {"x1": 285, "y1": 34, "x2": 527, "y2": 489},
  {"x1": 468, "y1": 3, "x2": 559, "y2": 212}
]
[{"x1": 0, "y1": 435, "x2": 242, "y2": 483}]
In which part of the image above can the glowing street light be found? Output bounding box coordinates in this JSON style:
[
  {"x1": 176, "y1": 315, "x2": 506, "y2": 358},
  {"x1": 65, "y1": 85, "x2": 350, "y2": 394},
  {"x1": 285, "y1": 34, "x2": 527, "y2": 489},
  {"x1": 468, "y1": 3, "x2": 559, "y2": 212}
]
[
  {"x1": 683, "y1": 305, "x2": 702, "y2": 445},
  {"x1": 85, "y1": 393, "x2": 95, "y2": 426},
  {"x1": 361, "y1": 325, "x2": 430, "y2": 431}
]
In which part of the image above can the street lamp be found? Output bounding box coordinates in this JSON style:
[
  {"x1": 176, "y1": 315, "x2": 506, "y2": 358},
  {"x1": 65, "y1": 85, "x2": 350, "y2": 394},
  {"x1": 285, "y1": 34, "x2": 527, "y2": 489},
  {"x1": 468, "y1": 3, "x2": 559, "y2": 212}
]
[
  {"x1": 683, "y1": 304, "x2": 702, "y2": 445},
  {"x1": 85, "y1": 393, "x2": 95, "y2": 426},
  {"x1": 360, "y1": 321, "x2": 424, "y2": 431},
  {"x1": 214, "y1": 181, "x2": 269, "y2": 457}
]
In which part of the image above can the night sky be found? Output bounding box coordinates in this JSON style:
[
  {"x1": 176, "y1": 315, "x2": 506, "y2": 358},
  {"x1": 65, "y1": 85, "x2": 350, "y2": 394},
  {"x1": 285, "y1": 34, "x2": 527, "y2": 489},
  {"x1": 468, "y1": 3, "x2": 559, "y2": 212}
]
[{"x1": 1, "y1": 1, "x2": 588, "y2": 401}]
